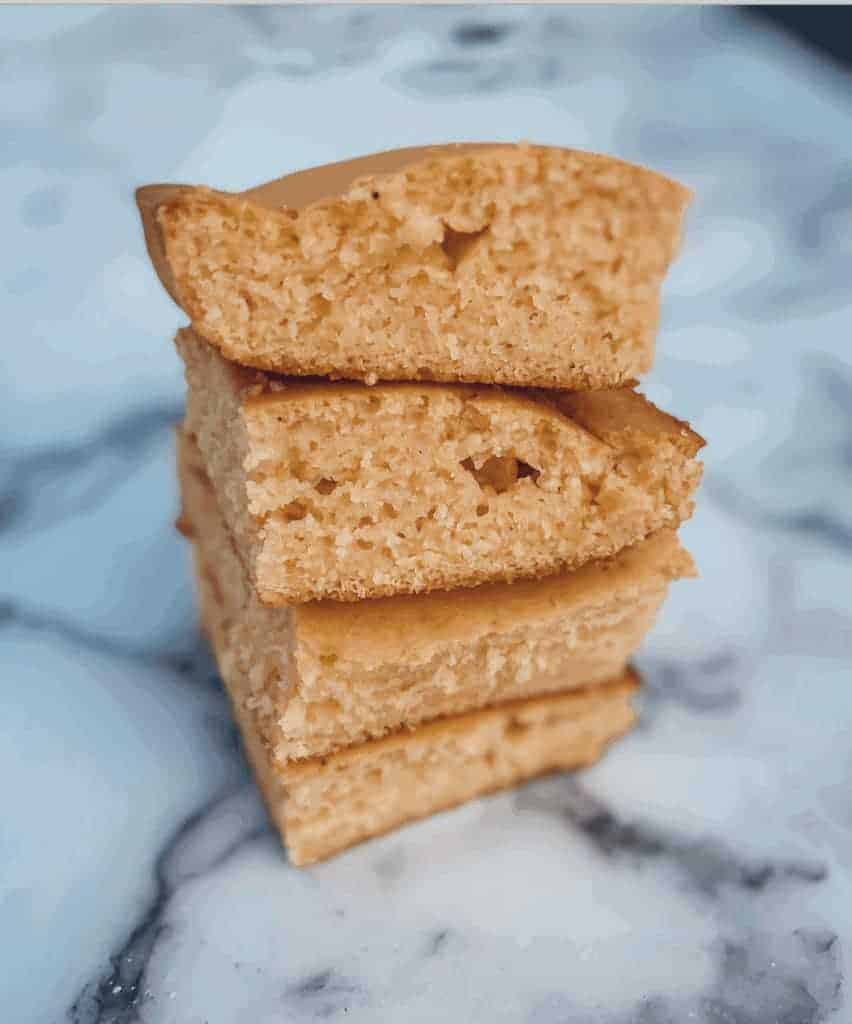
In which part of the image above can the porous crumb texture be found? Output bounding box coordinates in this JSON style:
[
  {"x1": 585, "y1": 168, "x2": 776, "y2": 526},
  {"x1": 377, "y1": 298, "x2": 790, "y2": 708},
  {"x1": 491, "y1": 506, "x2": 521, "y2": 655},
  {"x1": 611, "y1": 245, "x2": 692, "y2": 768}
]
[
  {"x1": 268, "y1": 674, "x2": 635, "y2": 866},
  {"x1": 178, "y1": 329, "x2": 704, "y2": 604},
  {"x1": 179, "y1": 429, "x2": 691, "y2": 761},
  {"x1": 154, "y1": 145, "x2": 690, "y2": 389}
]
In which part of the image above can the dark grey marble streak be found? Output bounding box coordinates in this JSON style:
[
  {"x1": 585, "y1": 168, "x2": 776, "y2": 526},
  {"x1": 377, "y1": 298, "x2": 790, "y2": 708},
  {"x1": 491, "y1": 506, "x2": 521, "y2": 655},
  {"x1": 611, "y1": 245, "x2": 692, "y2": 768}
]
[
  {"x1": 69, "y1": 792, "x2": 268, "y2": 1024},
  {"x1": 0, "y1": 403, "x2": 180, "y2": 536}
]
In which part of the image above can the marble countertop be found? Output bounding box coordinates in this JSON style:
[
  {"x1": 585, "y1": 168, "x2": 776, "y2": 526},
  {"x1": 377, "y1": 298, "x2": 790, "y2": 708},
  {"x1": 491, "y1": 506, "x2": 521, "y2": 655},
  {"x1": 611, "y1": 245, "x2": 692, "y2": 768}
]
[{"x1": 3, "y1": 7, "x2": 851, "y2": 1022}]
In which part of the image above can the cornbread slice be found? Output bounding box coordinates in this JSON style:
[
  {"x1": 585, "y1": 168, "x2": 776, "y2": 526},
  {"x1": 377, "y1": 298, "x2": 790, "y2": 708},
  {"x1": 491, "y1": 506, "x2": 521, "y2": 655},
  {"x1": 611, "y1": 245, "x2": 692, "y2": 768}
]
[
  {"x1": 199, "y1": 548, "x2": 638, "y2": 867},
  {"x1": 137, "y1": 143, "x2": 690, "y2": 389},
  {"x1": 179, "y1": 429, "x2": 691, "y2": 761},
  {"x1": 178, "y1": 328, "x2": 703, "y2": 604},
  {"x1": 257, "y1": 678, "x2": 636, "y2": 866}
]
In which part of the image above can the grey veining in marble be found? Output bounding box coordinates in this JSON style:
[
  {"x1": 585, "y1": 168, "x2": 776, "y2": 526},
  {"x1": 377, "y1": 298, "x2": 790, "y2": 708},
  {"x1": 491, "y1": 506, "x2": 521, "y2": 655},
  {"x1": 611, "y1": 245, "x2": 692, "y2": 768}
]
[{"x1": 2, "y1": 6, "x2": 851, "y2": 1023}]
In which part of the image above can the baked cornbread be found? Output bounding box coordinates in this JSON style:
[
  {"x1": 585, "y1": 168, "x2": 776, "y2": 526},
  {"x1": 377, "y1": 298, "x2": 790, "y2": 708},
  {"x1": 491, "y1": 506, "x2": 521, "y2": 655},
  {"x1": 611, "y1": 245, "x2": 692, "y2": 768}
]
[
  {"x1": 256, "y1": 677, "x2": 636, "y2": 866},
  {"x1": 178, "y1": 328, "x2": 703, "y2": 604},
  {"x1": 179, "y1": 429, "x2": 691, "y2": 761},
  {"x1": 199, "y1": 549, "x2": 638, "y2": 867},
  {"x1": 137, "y1": 144, "x2": 690, "y2": 390}
]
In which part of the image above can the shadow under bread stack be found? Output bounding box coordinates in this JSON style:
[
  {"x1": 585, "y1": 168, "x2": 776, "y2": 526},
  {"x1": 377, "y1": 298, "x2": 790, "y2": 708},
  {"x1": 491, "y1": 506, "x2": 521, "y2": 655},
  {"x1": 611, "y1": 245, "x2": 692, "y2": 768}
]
[{"x1": 137, "y1": 144, "x2": 703, "y2": 866}]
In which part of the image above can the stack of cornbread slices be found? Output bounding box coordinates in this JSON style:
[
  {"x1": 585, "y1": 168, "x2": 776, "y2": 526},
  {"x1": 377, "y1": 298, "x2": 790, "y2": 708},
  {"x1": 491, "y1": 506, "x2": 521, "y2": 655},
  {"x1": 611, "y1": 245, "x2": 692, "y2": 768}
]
[{"x1": 137, "y1": 144, "x2": 703, "y2": 866}]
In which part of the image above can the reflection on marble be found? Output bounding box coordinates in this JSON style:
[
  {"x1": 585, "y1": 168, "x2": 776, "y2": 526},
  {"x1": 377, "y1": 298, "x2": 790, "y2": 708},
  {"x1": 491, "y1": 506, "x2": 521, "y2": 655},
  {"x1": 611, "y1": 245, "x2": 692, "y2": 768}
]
[{"x1": 2, "y1": 6, "x2": 851, "y2": 1022}]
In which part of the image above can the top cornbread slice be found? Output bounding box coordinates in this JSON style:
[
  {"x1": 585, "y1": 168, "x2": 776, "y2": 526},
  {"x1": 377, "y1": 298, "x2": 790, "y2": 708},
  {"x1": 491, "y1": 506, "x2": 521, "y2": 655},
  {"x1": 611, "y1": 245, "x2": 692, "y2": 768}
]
[
  {"x1": 178, "y1": 328, "x2": 704, "y2": 604},
  {"x1": 137, "y1": 144, "x2": 690, "y2": 389}
]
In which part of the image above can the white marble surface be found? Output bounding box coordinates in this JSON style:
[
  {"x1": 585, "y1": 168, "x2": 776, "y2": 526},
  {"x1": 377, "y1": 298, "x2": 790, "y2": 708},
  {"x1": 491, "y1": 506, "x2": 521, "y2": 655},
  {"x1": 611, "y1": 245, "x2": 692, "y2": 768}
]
[{"x1": 2, "y1": 7, "x2": 851, "y2": 1022}]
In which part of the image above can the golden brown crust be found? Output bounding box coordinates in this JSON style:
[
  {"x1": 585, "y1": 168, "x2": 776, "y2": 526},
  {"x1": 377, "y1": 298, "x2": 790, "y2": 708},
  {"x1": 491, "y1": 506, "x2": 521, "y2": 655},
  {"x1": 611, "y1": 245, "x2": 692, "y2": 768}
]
[
  {"x1": 554, "y1": 389, "x2": 706, "y2": 458},
  {"x1": 139, "y1": 144, "x2": 690, "y2": 390},
  {"x1": 297, "y1": 533, "x2": 694, "y2": 665}
]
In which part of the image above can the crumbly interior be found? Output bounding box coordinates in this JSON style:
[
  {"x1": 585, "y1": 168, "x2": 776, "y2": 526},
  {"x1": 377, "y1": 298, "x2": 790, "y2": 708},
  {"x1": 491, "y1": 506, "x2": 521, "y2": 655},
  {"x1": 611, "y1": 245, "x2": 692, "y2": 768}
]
[
  {"x1": 157, "y1": 145, "x2": 690, "y2": 389},
  {"x1": 178, "y1": 329, "x2": 703, "y2": 604},
  {"x1": 273, "y1": 676, "x2": 635, "y2": 866},
  {"x1": 178, "y1": 429, "x2": 690, "y2": 761}
]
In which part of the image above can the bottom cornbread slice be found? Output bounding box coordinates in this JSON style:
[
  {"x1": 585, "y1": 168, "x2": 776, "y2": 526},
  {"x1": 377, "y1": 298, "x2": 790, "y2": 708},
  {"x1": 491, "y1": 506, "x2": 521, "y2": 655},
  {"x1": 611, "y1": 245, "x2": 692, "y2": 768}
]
[
  {"x1": 177, "y1": 429, "x2": 691, "y2": 762},
  {"x1": 274, "y1": 674, "x2": 638, "y2": 866},
  {"x1": 201, "y1": 560, "x2": 638, "y2": 867}
]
